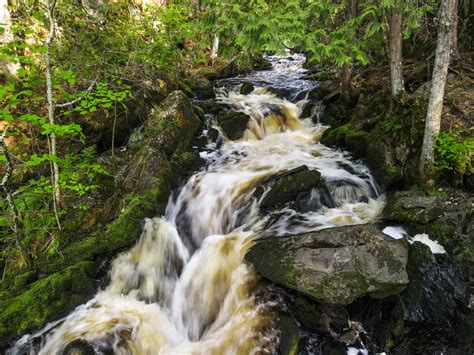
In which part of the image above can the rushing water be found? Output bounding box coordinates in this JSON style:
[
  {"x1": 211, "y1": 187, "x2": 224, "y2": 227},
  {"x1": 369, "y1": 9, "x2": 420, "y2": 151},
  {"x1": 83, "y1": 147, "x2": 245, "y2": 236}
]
[{"x1": 8, "y1": 54, "x2": 385, "y2": 354}]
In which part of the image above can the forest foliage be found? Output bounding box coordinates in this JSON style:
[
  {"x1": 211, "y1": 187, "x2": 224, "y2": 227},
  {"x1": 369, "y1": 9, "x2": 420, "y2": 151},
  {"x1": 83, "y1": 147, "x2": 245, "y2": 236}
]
[{"x1": 0, "y1": 0, "x2": 471, "y2": 269}]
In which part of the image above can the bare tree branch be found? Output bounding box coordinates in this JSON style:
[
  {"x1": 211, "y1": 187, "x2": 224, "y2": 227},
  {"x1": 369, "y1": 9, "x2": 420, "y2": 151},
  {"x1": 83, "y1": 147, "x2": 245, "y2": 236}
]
[{"x1": 54, "y1": 78, "x2": 98, "y2": 108}]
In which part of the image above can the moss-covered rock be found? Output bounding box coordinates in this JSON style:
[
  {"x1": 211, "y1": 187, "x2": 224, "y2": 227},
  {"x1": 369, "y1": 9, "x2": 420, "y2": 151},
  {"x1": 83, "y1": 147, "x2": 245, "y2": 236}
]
[
  {"x1": 383, "y1": 190, "x2": 444, "y2": 224},
  {"x1": 240, "y1": 82, "x2": 255, "y2": 95},
  {"x1": 246, "y1": 225, "x2": 409, "y2": 305},
  {"x1": 217, "y1": 111, "x2": 250, "y2": 140},
  {"x1": 0, "y1": 261, "x2": 96, "y2": 345},
  {"x1": 183, "y1": 75, "x2": 215, "y2": 100},
  {"x1": 258, "y1": 166, "x2": 323, "y2": 210},
  {"x1": 277, "y1": 312, "x2": 300, "y2": 355}
]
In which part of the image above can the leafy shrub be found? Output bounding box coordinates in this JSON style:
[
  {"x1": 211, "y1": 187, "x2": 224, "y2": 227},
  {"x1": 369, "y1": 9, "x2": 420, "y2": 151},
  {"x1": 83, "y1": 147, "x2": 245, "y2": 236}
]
[{"x1": 434, "y1": 130, "x2": 473, "y2": 174}]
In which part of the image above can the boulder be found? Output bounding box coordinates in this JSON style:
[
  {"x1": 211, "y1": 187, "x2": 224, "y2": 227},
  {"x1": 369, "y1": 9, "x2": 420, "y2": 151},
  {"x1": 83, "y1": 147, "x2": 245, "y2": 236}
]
[
  {"x1": 347, "y1": 242, "x2": 469, "y2": 353},
  {"x1": 401, "y1": 242, "x2": 468, "y2": 328},
  {"x1": 217, "y1": 111, "x2": 250, "y2": 140},
  {"x1": 186, "y1": 75, "x2": 215, "y2": 100},
  {"x1": 123, "y1": 91, "x2": 202, "y2": 192},
  {"x1": 258, "y1": 166, "x2": 323, "y2": 209},
  {"x1": 383, "y1": 190, "x2": 444, "y2": 224},
  {"x1": 240, "y1": 82, "x2": 255, "y2": 95},
  {"x1": 245, "y1": 225, "x2": 409, "y2": 305}
]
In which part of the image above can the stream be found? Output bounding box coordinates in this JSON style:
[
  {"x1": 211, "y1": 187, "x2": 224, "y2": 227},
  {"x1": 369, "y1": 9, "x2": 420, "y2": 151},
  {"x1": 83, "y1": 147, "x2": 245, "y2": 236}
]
[{"x1": 8, "y1": 54, "x2": 386, "y2": 354}]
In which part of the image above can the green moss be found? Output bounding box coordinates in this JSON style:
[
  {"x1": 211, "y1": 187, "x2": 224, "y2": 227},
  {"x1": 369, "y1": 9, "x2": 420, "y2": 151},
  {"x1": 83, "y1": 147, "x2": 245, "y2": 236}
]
[{"x1": 0, "y1": 261, "x2": 96, "y2": 344}]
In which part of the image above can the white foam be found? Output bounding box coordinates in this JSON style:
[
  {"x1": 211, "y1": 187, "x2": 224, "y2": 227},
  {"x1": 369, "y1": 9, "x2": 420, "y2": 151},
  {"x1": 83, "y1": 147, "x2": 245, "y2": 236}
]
[
  {"x1": 412, "y1": 233, "x2": 447, "y2": 254},
  {"x1": 382, "y1": 226, "x2": 407, "y2": 239},
  {"x1": 347, "y1": 347, "x2": 369, "y2": 355}
]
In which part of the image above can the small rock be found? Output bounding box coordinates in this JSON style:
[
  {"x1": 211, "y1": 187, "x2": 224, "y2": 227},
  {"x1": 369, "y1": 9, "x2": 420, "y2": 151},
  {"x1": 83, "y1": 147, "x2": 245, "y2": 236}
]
[
  {"x1": 240, "y1": 82, "x2": 255, "y2": 95},
  {"x1": 217, "y1": 111, "x2": 250, "y2": 140}
]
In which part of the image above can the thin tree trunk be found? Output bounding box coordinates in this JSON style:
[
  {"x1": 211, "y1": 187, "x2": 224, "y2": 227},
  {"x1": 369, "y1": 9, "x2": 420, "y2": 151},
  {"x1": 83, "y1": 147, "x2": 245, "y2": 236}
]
[
  {"x1": 0, "y1": 0, "x2": 20, "y2": 77},
  {"x1": 450, "y1": 0, "x2": 460, "y2": 62},
  {"x1": 341, "y1": 64, "x2": 353, "y2": 101},
  {"x1": 0, "y1": 128, "x2": 30, "y2": 266},
  {"x1": 211, "y1": 34, "x2": 219, "y2": 66},
  {"x1": 341, "y1": 0, "x2": 357, "y2": 101},
  {"x1": 419, "y1": 0, "x2": 456, "y2": 185},
  {"x1": 45, "y1": 0, "x2": 60, "y2": 206},
  {"x1": 389, "y1": 11, "x2": 405, "y2": 98}
]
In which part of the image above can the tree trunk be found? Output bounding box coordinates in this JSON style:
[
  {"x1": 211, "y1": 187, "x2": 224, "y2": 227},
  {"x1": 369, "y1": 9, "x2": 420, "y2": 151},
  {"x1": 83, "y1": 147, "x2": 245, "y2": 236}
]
[
  {"x1": 211, "y1": 34, "x2": 219, "y2": 66},
  {"x1": 419, "y1": 0, "x2": 457, "y2": 185},
  {"x1": 341, "y1": 64, "x2": 352, "y2": 101},
  {"x1": 341, "y1": 0, "x2": 357, "y2": 100},
  {"x1": 450, "y1": 0, "x2": 460, "y2": 62},
  {"x1": 389, "y1": 11, "x2": 405, "y2": 98},
  {"x1": 0, "y1": 0, "x2": 20, "y2": 77},
  {"x1": 45, "y1": 0, "x2": 61, "y2": 207}
]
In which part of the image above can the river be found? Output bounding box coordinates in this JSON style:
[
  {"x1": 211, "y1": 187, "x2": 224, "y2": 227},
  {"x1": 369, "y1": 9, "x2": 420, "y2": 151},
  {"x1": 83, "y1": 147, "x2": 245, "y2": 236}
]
[{"x1": 8, "y1": 54, "x2": 385, "y2": 354}]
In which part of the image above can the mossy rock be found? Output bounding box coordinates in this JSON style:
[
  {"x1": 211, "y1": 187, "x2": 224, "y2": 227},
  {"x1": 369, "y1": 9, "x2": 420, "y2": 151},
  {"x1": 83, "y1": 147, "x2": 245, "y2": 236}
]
[
  {"x1": 259, "y1": 166, "x2": 322, "y2": 209},
  {"x1": 277, "y1": 312, "x2": 300, "y2": 355},
  {"x1": 240, "y1": 82, "x2": 255, "y2": 95},
  {"x1": 217, "y1": 111, "x2": 250, "y2": 140},
  {"x1": 383, "y1": 190, "x2": 444, "y2": 224},
  {"x1": 0, "y1": 261, "x2": 96, "y2": 346},
  {"x1": 246, "y1": 225, "x2": 408, "y2": 305}
]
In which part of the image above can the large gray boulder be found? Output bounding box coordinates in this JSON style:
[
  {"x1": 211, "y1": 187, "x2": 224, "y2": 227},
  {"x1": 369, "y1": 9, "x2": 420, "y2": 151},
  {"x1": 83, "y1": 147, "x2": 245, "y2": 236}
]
[{"x1": 246, "y1": 225, "x2": 409, "y2": 305}]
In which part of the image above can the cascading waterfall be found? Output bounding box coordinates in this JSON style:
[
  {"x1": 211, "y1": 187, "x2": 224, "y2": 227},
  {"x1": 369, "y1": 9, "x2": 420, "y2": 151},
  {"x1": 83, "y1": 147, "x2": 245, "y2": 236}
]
[{"x1": 8, "y1": 54, "x2": 384, "y2": 355}]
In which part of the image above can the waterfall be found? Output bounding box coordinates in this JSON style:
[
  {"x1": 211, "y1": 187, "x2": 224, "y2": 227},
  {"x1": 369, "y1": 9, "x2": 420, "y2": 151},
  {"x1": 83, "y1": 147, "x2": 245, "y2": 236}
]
[{"x1": 8, "y1": 54, "x2": 384, "y2": 355}]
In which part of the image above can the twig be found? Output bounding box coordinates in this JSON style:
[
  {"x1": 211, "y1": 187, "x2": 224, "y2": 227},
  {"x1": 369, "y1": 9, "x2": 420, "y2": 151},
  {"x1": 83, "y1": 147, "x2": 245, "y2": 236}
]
[{"x1": 54, "y1": 79, "x2": 98, "y2": 108}]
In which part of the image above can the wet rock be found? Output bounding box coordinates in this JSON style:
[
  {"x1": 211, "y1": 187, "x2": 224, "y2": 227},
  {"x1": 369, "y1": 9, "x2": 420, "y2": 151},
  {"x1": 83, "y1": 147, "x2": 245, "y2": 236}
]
[
  {"x1": 294, "y1": 185, "x2": 336, "y2": 213},
  {"x1": 321, "y1": 340, "x2": 347, "y2": 355},
  {"x1": 246, "y1": 225, "x2": 409, "y2": 305},
  {"x1": 383, "y1": 190, "x2": 444, "y2": 224},
  {"x1": 198, "y1": 100, "x2": 231, "y2": 116},
  {"x1": 217, "y1": 111, "x2": 250, "y2": 140},
  {"x1": 290, "y1": 296, "x2": 349, "y2": 334},
  {"x1": 64, "y1": 339, "x2": 96, "y2": 355},
  {"x1": 295, "y1": 82, "x2": 334, "y2": 102},
  {"x1": 252, "y1": 56, "x2": 272, "y2": 70},
  {"x1": 240, "y1": 82, "x2": 255, "y2": 95},
  {"x1": 347, "y1": 242, "x2": 470, "y2": 353},
  {"x1": 186, "y1": 75, "x2": 215, "y2": 100},
  {"x1": 259, "y1": 166, "x2": 323, "y2": 209},
  {"x1": 277, "y1": 312, "x2": 300, "y2": 355},
  {"x1": 401, "y1": 242, "x2": 468, "y2": 327},
  {"x1": 267, "y1": 86, "x2": 297, "y2": 100}
]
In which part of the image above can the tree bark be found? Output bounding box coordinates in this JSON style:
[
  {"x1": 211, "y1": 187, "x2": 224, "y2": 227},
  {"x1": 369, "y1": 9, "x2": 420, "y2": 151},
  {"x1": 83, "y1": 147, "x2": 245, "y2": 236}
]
[
  {"x1": 0, "y1": 0, "x2": 20, "y2": 77},
  {"x1": 211, "y1": 34, "x2": 219, "y2": 66},
  {"x1": 419, "y1": 0, "x2": 457, "y2": 185},
  {"x1": 45, "y1": 0, "x2": 61, "y2": 207},
  {"x1": 341, "y1": 0, "x2": 357, "y2": 101},
  {"x1": 450, "y1": 0, "x2": 460, "y2": 62},
  {"x1": 389, "y1": 11, "x2": 405, "y2": 98}
]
